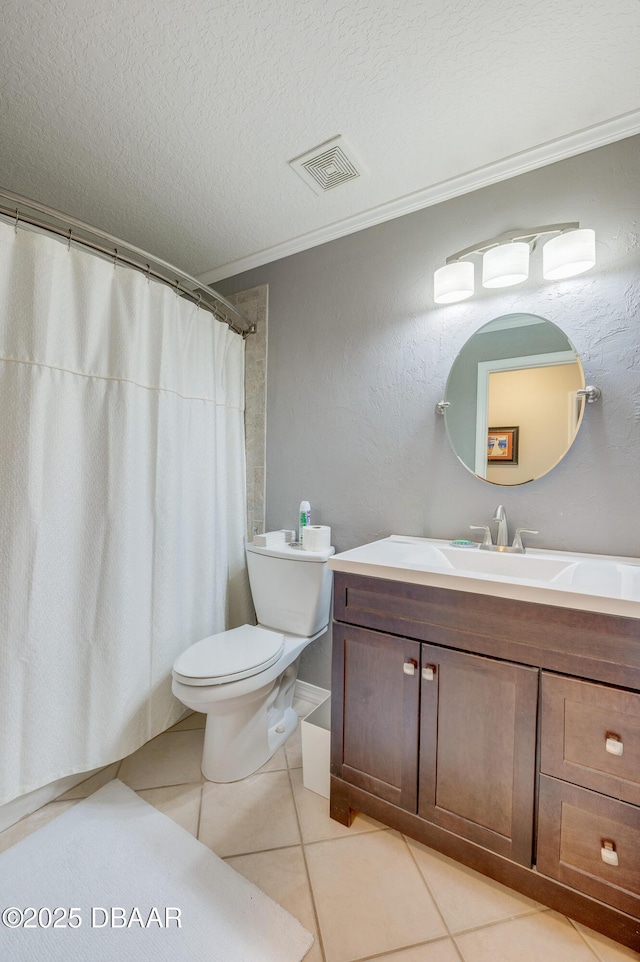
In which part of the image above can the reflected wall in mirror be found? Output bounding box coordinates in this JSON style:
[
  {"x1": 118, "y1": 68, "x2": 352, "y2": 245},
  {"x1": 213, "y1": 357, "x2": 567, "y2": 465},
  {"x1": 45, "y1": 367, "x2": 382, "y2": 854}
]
[{"x1": 443, "y1": 314, "x2": 585, "y2": 485}]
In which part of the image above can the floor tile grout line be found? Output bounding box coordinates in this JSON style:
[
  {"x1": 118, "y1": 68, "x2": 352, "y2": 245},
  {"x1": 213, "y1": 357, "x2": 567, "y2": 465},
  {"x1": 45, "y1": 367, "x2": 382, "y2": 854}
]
[
  {"x1": 450, "y1": 905, "x2": 551, "y2": 941},
  {"x1": 450, "y1": 938, "x2": 468, "y2": 962},
  {"x1": 122, "y1": 778, "x2": 205, "y2": 793},
  {"x1": 349, "y1": 933, "x2": 458, "y2": 962},
  {"x1": 286, "y1": 763, "x2": 329, "y2": 962},
  {"x1": 400, "y1": 834, "x2": 563, "y2": 947},
  {"x1": 221, "y1": 838, "x2": 315, "y2": 860},
  {"x1": 301, "y1": 825, "x2": 395, "y2": 851},
  {"x1": 401, "y1": 833, "x2": 455, "y2": 940},
  {"x1": 195, "y1": 782, "x2": 204, "y2": 841},
  {"x1": 451, "y1": 906, "x2": 603, "y2": 957},
  {"x1": 566, "y1": 917, "x2": 613, "y2": 962}
]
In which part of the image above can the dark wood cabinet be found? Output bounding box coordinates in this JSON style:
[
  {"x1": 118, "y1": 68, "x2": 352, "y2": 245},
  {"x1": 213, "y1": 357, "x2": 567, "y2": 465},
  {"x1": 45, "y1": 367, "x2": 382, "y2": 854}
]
[
  {"x1": 418, "y1": 645, "x2": 537, "y2": 865},
  {"x1": 332, "y1": 623, "x2": 420, "y2": 811},
  {"x1": 330, "y1": 570, "x2": 640, "y2": 952}
]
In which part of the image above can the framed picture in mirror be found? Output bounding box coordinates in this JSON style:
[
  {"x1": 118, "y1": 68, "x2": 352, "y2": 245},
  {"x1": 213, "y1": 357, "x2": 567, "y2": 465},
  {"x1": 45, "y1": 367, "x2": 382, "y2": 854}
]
[{"x1": 487, "y1": 426, "x2": 519, "y2": 464}]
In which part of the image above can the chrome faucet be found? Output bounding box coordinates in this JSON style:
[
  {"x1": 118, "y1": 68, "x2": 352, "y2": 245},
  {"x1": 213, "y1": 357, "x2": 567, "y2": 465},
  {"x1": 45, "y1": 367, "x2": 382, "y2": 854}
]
[
  {"x1": 493, "y1": 504, "x2": 508, "y2": 547},
  {"x1": 469, "y1": 505, "x2": 539, "y2": 553}
]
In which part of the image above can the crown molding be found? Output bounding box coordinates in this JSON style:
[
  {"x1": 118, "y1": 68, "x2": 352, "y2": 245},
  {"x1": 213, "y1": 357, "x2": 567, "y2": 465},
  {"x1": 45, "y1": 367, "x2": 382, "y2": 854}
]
[{"x1": 198, "y1": 109, "x2": 640, "y2": 285}]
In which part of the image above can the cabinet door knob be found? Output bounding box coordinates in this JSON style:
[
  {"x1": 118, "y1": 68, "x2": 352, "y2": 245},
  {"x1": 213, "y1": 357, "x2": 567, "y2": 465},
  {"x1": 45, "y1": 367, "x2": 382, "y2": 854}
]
[
  {"x1": 403, "y1": 659, "x2": 418, "y2": 676},
  {"x1": 605, "y1": 733, "x2": 623, "y2": 756},
  {"x1": 601, "y1": 839, "x2": 619, "y2": 866},
  {"x1": 422, "y1": 665, "x2": 437, "y2": 681}
]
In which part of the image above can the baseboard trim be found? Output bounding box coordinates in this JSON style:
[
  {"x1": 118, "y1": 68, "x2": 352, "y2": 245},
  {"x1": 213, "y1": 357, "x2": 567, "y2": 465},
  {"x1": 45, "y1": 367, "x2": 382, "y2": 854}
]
[{"x1": 294, "y1": 680, "x2": 330, "y2": 707}]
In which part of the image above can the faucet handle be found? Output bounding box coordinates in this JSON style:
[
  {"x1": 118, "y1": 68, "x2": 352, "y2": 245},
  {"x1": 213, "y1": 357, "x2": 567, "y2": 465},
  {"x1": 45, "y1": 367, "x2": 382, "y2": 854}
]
[
  {"x1": 469, "y1": 525, "x2": 493, "y2": 546},
  {"x1": 512, "y1": 528, "x2": 539, "y2": 553}
]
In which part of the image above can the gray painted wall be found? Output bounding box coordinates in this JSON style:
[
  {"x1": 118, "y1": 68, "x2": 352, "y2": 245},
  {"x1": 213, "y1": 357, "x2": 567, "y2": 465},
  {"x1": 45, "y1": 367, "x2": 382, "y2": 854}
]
[{"x1": 218, "y1": 135, "x2": 640, "y2": 689}]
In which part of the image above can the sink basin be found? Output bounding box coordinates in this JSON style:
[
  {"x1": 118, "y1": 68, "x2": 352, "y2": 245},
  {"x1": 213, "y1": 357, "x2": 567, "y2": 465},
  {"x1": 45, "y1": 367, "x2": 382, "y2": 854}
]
[
  {"x1": 329, "y1": 535, "x2": 640, "y2": 618},
  {"x1": 429, "y1": 545, "x2": 572, "y2": 581}
]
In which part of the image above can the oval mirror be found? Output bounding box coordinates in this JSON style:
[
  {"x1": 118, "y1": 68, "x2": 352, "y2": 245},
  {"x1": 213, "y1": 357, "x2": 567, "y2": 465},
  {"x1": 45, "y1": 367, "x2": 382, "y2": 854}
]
[{"x1": 443, "y1": 313, "x2": 585, "y2": 485}]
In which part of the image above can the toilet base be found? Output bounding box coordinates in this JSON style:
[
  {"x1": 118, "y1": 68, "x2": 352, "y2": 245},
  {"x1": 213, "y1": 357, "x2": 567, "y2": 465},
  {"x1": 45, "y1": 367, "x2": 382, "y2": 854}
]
[{"x1": 200, "y1": 658, "x2": 300, "y2": 782}]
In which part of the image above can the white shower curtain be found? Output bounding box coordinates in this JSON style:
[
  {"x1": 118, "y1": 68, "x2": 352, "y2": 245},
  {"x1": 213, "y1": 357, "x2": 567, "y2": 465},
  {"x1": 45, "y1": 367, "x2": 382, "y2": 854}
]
[{"x1": 0, "y1": 218, "x2": 249, "y2": 805}]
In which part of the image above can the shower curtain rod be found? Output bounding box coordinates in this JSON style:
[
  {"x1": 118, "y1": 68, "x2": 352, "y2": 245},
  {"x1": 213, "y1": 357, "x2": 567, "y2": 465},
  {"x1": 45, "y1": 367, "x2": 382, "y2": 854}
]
[{"x1": 0, "y1": 187, "x2": 254, "y2": 338}]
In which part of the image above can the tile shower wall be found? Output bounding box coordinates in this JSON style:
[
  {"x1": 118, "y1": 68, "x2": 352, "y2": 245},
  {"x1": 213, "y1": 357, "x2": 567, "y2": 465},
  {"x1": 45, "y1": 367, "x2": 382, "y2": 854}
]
[
  {"x1": 218, "y1": 136, "x2": 640, "y2": 688},
  {"x1": 226, "y1": 284, "x2": 267, "y2": 544}
]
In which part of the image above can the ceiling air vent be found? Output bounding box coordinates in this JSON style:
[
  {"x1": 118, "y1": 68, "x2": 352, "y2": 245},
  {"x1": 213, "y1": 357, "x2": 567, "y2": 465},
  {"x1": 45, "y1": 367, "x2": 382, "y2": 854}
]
[{"x1": 289, "y1": 136, "x2": 362, "y2": 195}]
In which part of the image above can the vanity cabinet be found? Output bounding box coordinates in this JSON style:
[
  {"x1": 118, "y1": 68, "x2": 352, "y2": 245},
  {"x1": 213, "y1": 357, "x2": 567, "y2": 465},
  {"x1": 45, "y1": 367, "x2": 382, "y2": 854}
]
[{"x1": 330, "y1": 571, "x2": 640, "y2": 951}]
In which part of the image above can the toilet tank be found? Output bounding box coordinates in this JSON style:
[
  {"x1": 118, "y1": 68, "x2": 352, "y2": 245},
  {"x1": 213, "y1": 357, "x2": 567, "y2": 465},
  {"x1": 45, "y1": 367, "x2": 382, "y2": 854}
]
[{"x1": 246, "y1": 543, "x2": 335, "y2": 637}]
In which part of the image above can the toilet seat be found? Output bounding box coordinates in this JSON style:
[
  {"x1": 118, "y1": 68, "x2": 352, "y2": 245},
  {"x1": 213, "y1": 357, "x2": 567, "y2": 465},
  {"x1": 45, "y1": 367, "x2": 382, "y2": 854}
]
[{"x1": 172, "y1": 625, "x2": 284, "y2": 687}]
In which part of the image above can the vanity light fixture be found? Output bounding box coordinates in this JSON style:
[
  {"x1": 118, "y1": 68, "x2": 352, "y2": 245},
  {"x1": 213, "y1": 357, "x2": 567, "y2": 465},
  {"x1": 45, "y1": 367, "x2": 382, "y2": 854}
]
[
  {"x1": 433, "y1": 260, "x2": 474, "y2": 303},
  {"x1": 542, "y1": 228, "x2": 596, "y2": 280},
  {"x1": 433, "y1": 223, "x2": 596, "y2": 304},
  {"x1": 482, "y1": 242, "x2": 530, "y2": 289}
]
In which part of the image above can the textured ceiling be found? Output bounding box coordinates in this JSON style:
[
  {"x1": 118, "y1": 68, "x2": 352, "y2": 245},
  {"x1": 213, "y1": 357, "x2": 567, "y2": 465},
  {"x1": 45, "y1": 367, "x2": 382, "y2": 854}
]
[{"x1": 1, "y1": 0, "x2": 639, "y2": 281}]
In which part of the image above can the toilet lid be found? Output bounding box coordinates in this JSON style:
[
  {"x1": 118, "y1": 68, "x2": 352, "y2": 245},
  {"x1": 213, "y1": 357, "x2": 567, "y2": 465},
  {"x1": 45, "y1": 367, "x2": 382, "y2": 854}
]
[{"x1": 172, "y1": 625, "x2": 284, "y2": 686}]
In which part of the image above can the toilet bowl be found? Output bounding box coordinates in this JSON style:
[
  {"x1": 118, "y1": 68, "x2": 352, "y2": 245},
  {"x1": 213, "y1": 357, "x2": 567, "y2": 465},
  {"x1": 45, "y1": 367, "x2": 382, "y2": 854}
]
[{"x1": 172, "y1": 542, "x2": 334, "y2": 782}]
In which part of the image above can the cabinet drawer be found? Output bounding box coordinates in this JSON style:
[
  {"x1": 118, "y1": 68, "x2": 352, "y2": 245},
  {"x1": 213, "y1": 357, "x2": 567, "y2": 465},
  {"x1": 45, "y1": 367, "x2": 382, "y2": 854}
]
[
  {"x1": 537, "y1": 775, "x2": 640, "y2": 917},
  {"x1": 540, "y1": 673, "x2": 640, "y2": 806}
]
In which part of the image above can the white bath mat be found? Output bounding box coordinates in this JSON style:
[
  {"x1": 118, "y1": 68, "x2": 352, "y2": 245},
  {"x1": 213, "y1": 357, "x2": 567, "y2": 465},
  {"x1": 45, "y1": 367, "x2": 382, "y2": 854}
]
[{"x1": 0, "y1": 779, "x2": 313, "y2": 961}]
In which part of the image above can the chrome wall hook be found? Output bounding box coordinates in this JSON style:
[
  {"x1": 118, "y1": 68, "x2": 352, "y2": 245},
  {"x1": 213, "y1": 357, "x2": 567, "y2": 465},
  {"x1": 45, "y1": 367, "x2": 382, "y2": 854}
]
[{"x1": 435, "y1": 400, "x2": 450, "y2": 414}]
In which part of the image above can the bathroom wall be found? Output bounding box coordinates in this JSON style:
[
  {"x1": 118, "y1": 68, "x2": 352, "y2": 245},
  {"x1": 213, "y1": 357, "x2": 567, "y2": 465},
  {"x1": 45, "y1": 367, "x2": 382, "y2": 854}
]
[{"x1": 218, "y1": 135, "x2": 640, "y2": 688}]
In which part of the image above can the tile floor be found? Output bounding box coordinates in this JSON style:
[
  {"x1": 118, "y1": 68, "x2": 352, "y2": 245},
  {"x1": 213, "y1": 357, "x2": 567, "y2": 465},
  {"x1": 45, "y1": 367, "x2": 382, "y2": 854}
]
[{"x1": 1, "y1": 699, "x2": 638, "y2": 962}]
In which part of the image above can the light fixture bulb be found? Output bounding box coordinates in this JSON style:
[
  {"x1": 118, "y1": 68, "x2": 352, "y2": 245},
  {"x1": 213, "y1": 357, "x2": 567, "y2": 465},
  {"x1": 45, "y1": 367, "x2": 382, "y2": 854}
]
[
  {"x1": 433, "y1": 261, "x2": 474, "y2": 304},
  {"x1": 542, "y1": 228, "x2": 595, "y2": 280},
  {"x1": 482, "y1": 242, "x2": 529, "y2": 289}
]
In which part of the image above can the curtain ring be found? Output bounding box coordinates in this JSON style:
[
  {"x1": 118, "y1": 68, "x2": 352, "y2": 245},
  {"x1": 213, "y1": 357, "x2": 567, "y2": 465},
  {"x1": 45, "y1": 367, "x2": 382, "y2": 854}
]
[
  {"x1": 174, "y1": 280, "x2": 180, "y2": 296},
  {"x1": 67, "y1": 228, "x2": 73, "y2": 251},
  {"x1": 197, "y1": 294, "x2": 202, "y2": 309},
  {"x1": 146, "y1": 264, "x2": 151, "y2": 283},
  {"x1": 113, "y1": 248, "x2": 118, "y2": 269},
  {"x1": 14, "y1": 209, "x2": 19, "y2": 233}
]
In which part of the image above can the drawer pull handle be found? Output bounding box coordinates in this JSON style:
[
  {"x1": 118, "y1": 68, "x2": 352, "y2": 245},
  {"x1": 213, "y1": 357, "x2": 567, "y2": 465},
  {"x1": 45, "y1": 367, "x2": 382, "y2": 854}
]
[
  {"x1": 601, "y1": 840, "x2": 619, "y2": 867},
  {"x1": 403, "y1": 660, "x2": 418, "y2": 676},
  {"x1": 605, "y1": 733, "x2": 623, "y2": 756},
  {"x1": 422, "y1": 665, "x2": 437, "y2": 681}
]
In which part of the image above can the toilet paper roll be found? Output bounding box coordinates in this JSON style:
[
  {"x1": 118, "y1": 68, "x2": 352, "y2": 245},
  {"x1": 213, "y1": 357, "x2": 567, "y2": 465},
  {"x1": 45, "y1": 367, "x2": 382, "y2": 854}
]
[{"x1": 302, "y1": 525, "x2": 332, "y2": 551}]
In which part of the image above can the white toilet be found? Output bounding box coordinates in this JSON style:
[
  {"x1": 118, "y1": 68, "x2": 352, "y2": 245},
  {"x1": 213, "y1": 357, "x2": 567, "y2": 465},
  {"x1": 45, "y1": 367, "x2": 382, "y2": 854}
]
[{"x1": 172, "y1": 541, "x2": 334, "y2": 782}]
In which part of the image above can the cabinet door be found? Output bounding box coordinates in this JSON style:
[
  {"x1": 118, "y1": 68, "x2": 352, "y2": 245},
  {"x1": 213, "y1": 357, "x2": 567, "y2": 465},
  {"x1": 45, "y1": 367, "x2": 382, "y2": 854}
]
[
  {"x1": 332, "y1": 623, "x2": 420, "y2": 811},
  {"x1": 418, "y1": 644, "x2": 538, "y2": 865}
]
